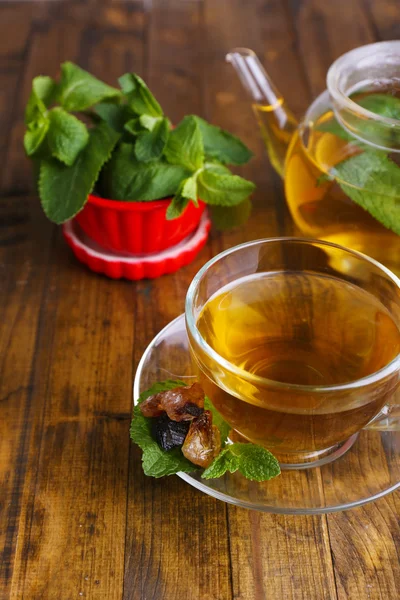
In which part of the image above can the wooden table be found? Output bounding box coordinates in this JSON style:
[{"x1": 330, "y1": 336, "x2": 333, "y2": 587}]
[{"x1": 1, "y1": 1, "x2": 400, "y2": 598}]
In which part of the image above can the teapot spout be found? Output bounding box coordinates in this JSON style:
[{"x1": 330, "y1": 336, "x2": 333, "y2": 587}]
[{"x1": 226, "y1": 48, "x2": 298, "y2": 178}]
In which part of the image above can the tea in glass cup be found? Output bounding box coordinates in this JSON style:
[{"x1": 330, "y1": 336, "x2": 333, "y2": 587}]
[{"x1": 186, "y1": 239, "x2": 400, "y2": 466}]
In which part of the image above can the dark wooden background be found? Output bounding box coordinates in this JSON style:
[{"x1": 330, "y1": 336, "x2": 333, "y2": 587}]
[{"x1": 1, "y1": 1, "x2": 400, "y2": 599}]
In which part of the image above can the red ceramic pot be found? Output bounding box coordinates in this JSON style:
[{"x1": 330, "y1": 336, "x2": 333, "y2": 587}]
[{"x1": 74, "y1": 194, "x2": 206, "y2": 255}]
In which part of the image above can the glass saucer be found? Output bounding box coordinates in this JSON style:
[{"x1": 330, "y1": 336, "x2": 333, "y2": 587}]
[{"x1": 133, "y1": 314, "x2": 400, "y2": 514}]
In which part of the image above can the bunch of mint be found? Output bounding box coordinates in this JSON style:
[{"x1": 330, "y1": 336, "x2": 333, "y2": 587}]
[
  {"x1": 130, "y1": 379, "x2": 281, "y2": 482},
  {"x1": 24, "y1": 63, "x2": 255, "y2": 228},
  {"x1": 316, "y1": 94, "x2": 400, "y2": 236}
]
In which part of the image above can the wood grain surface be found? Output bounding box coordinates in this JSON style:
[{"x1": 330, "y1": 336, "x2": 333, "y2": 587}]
[{"x1": 0, "y1": 1, "x2": 399, "y2": 599}]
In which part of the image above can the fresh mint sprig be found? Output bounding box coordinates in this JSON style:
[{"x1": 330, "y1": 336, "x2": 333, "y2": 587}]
[
  {"x1": 316, "y1": 93, "x2": 400, "y2": 234},
  {"x1": 24, "y1": 63, "x2": 255, "y2": 228},
  {"x1": 130, "y1": 379, "x2": 281, "y2": 482},
  {"x1": 162, "y1": 115, "x2": 255, "y2": 220},
  {"x1": 202, "y1": 443, "x2": 280, "y2": 481}
]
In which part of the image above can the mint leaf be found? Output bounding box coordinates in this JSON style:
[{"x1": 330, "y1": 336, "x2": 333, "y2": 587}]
[
  {"x1": 317, "y1": 95, "x2": 400, "y2": 143},
  {"x1": 204, "y1": 161, "x2": 232, "y2": 176},
  {"x1": 101, "y1": 143, "x2": 189, "y2": 201},
  {"x1": 24, "y1": 76, "x2": 58, "y2": 156},
  {"x1": 25, "y1": 75, "x2": 57, "y2": 125},
  {"x1": 135, "y1": 117, "x2": 169, "y2": 162},
  {"x1": 131, "y1": 379, "x2": 199, "y2": 477},
  {"x1": 47, "y1": 108, "x2": 89, "y2": 166},
  {"x1": 119, "y1": 73, "x2": 163, "y2": 117},
  {"x1": 94, "y1": 103, "x2": 132, "y2": 133},
  {"x1": 32, "y1": 75, "x2": 57, "y2": 106},
  {"x1": 166, "y1": 191, "x2": 190, "y2": 220},
  {"x1": 58, "y1": 62, "x2": 120, "y2": 112},
  {"x1": 124, "y1": 118, "x2": 143, "y2": 136},
  {"x1": 316, "y1": 116, "x2": 355, "y2": 142},
  {"x1": 166, "y1": 174, "x2": 199, "y2": 220},
  {"x1": 24, "y1": 116, "x2": 50, "y2": 156},
  {"x1": 358, "y1": 94, "x2": 400, "y2": 120},
  {"x1": 140, "y1": 114, "x2": 161, "y2": 131},
  {"x1": 194, "y1": 116, "x2": 253, "y2": 165},
  {"x1": 210, "y1": 198, "x2": 252, "y2": 231},
  {"x1": 182, "y1": 175, "x2": 197, "y2": 201},
  {"x1": 198, "y1": 170, "x2": 255, "y2": 206},
  {"x1": 164, "y1": 115, "x2": 204, "y2": 172},
  {"x1": 202, "y1": 443, "x2": 280, "y2": 481},
  {"x1": 39, "y1": 122, "x2": 120, "y2": 223},
  {"x1": 204, "y1": 397, "x2": 230, "y2": 444},
  {"x1": 333, "y1": 151, "x2": 400, "y2": 236}
]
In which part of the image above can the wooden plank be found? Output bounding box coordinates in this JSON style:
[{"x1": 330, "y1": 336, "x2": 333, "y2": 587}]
[
  {"x1": 203, "y1": 0, "x2": 307, "y2": 244},
  {"x1": 8, "y1": 223, "x2": 135, "y2": 600},
  {"x1": 0, "y1": 0, "x2": 146, "y2": 195},
  {"x1": 0, "y1": 3, "x2": 48, "y2": 194},
  {"x1": 4, "y1": 5, "x2": 145, "y2": 599},
  {"x1": 202, "y1": 2, "x2": 337, "y2": 599},
  {"x1": 123, "y1": 2, "x2": 232, "y2": 599},
  {"x1": 328, "y1": 498, "x2": 400, "y2": 600},
  {"x1": 288, "y1": 0, "x2": 374, "y2": 96},
  {"x1": 228, "y1": 508, "x2": 337, "y2": 600},
  {"x1": 286, "y1": 3, "x2": 400, "y2": 599},
  {"x1": 0, "y1": 199, "x2": 56, "y2": 598},
  {"x1": 0, "y1": 16, "x2": 85, "y2": 194},
  {"x1": 362, "y1": 0, "x2": 400, "y2": 39}
]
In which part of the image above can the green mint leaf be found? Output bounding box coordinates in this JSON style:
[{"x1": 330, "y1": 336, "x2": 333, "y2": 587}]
[
  {"x1": 94, "y1": 103, "x2": 132, "y2": 133},
  {"x1": 47, "y1": 108, "x2": 89, "y2": 166},
  {"x1": 317, "y1": 95, "x2": 400, "y2": 143},
  {"x1": 166, "y1": 190, "x2": 190, "y2": 220},
  {"x1": 33, "y1": 75, "x2": 57, "y2": 105},
  {"x1": 25, "y1": 75, "x2": 57, "y2": 125},
  {"x1": 166, "y1": 175, "x2": 198, "y2": 220},
  {"x1": 101, "y1": 143, "x2": 190, "y2": 201},
  {"x1": 204, "y1": 161, "x2": 232, "y2": 176},
  {"x1": 332, "y1": 151, "x2": 400, "y2": 236},
  {"x1": 124, "y1": 118, "x2": 143, "y2": 136},
  {"x1": 58, "y1": 62, "x2": 121, "y2": 112},
  {"x1": 182, "y1": 175, "x2": 197, "y2": 201},
  {"x1": 316, "y1": 116, "x2": 355, "y2": 142},
  {"x1": 131, "y1": 379, "x2": 199, "y2": 478},
  {"x1": 194, "y1": 116, "x2": 253, "y2": 165},
  {"x1": 39, "y1": 122, "x2": 120, "y2": 223},
  {"x1": 164, "y1": 115, "x2": 204, "y2": 172},
  {"x1": 140, "y1": 115, "x2": 160, "y2": 131},
  {"x1": 24, "y1": 115, "x2": 50, "y2": 156},
  {"x1": 209, "y1": 198, "x2": 252, "y2": 231},
  {"x1": 197, "y1": 170, "x2": 255, "y2": 206},
  {"x1": 357, "y1": 93, "x2": 400, "y2": 120},
  {"x1": 134, "y1": 117, "x2": 169, "y2": 162},
  {"x1": 204, "y1": 397, "x2": 230, "y2": 445},
  {"x1": 202, "y1": 442, "x2": 280, "y2": 481},
  {"x1": 119, "y1": 73, "x2": 163, "y2": 117}
]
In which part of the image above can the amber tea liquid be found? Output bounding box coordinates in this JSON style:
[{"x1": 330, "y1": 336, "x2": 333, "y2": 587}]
[
  {"x1": 255, "y1": 81, "x2": 400, "y2": 273},
  {"x1": 193, "y1": 272, "x2": 400, "y2": 454}
]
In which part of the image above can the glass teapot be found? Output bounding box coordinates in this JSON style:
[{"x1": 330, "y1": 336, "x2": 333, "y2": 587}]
[{"x1": 227, "y1": 42, "x2": 400, "y2": 274}]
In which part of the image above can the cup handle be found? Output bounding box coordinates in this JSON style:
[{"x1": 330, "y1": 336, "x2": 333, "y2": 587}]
[{"x1": 364, "y1": 403, "x2": 400, "y2": 431}]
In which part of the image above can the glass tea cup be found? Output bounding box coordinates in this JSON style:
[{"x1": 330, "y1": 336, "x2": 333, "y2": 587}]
[{"x1": 185, "y1": 238, "x2": 400, "y2": 468}]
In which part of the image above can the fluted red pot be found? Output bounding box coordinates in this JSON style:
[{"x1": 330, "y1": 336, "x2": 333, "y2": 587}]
[{"x1": 74, "y1": 194, "x2": 206, "y2": 255}]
